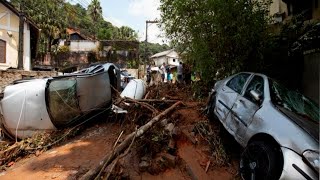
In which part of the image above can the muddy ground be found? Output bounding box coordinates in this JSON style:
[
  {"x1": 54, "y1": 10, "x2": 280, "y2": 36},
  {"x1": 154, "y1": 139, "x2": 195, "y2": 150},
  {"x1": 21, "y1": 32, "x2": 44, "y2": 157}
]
[{"x1": 0, "y1": 84, "x2": 242, "y2": 180}]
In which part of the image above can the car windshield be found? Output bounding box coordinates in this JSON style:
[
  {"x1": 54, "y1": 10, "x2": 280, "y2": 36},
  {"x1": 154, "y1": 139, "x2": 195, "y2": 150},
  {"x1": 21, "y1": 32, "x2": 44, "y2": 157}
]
[
  {"x1": 269, "y1": 79, "x2": 319, "y2": 123},
  {"x1": 47, "y1": 78, "x2": 81, "y2": 127}
]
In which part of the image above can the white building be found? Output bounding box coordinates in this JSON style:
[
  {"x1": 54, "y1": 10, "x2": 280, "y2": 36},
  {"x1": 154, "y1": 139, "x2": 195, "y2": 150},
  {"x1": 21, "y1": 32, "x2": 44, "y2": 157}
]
[
  {"x1": 150, "y1": 49, "x2": 181, "y2": 67},
  {"x1": 0, "y1": 0, "x2": 39, "y2": 70}
]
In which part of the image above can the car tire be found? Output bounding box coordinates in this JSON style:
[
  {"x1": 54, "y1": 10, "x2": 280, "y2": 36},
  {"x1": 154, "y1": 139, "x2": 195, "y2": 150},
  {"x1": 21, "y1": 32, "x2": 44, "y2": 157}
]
[
  {"x1": 207, "y1": 92, "x2": 218, "y2": 121},
  {"x1": 240, "y1": 141, "x2": 282, "y2": 180}
]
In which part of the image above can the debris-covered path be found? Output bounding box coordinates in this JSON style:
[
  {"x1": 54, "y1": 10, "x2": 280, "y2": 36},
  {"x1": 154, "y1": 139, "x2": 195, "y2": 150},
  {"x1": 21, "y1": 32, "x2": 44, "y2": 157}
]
[{"x1": 0, "y1": 84, "x2": 240, "y2": 180}]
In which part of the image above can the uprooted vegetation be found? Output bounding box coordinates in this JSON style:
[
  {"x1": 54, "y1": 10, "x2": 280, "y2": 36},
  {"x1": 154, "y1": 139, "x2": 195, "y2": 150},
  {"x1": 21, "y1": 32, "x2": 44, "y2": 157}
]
[{"x1": 0, "y1": 83, "x2": 239, "y2": 179}]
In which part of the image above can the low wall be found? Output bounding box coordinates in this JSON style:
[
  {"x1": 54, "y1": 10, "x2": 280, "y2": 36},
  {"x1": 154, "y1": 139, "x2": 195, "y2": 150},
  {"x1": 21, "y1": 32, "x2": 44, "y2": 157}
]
[
  {"x1": 0, "y1": 70, "x2": 57, "y2": 93},
  {"x1": 126, "y1": 69, "x2": 139, "y2": 78}
]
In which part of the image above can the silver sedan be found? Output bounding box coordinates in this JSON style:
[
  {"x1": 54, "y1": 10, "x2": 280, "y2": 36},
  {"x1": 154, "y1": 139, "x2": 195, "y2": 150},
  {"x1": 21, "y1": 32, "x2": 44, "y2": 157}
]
[{"x1": 207, "y1": 72, "x2": 319, "y2": 180}]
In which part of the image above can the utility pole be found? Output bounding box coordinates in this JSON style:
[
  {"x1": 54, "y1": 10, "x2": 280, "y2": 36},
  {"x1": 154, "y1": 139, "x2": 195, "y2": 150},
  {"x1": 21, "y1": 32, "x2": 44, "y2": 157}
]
[
  {"x1": 18, "y1": 0, "x2": 24, "y2": 70},
  {"x1": 144, "y1": 20, "x2": 158, "y2": 74}
]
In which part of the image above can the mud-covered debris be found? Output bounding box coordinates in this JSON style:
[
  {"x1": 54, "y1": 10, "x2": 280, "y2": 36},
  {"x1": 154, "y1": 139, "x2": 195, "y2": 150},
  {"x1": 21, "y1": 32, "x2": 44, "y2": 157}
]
[
  {"x1": 167, "y1": 138, "x2": 176, "y2": 154},
  {"x1": 165, "y1": 123, "x2": 175, "y2": 135},
  {"x1": 139, "y1": 161, "x2": 150, "y2": 172},
  {"x1": 182, "y1": 129, "x2": 198, "y2": 144},
  {"x1": 160, "y1": 153, "x2": 177, "y2": 167}
]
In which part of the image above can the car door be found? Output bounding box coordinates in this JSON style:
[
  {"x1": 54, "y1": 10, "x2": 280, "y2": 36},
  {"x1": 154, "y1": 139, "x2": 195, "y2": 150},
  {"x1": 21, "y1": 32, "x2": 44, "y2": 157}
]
[
  {"x1": 228, "y1": 75, "x2": 265, "y2": 143},
  {"x1": 215, "y1": 73, "x2": 251, "y2": 127}
]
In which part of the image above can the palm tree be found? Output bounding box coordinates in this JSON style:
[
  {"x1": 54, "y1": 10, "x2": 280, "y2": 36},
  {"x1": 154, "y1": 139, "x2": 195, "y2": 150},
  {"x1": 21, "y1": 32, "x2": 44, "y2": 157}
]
[{"x1": 87, "y1": 0, "x2": 102, "y2": 39}]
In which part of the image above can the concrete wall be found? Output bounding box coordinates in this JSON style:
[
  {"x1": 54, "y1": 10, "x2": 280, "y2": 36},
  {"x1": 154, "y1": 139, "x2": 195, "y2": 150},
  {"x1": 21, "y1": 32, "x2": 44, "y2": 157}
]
[
  {"x1": 0, "y1": 3, "x2": 31, "y2": 70},
  {"x1": 59, "y1": 40, "x2": 99, "y2": 52},
  {"x1": 153, "y1": 56, "x2": 167, "y2": 67},
  {"x1": 0, "y1": 70, "x2": 57, "y2": 93},
  {"x1": 302, "y1": 52, "x2": 319, "y2": 104}
]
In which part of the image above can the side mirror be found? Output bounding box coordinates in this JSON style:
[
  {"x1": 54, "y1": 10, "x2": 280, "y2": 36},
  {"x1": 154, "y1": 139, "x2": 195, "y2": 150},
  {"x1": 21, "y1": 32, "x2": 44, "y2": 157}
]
[{"x1": 250, "y1": 90, "x2": 261, "y2": 102}]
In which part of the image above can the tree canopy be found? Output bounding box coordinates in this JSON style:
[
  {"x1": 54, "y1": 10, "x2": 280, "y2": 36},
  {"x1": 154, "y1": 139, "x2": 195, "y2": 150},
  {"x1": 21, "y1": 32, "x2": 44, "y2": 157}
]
[
  {"x1": 10, "y1": 0, "x2": 139, "y2": 55},
  {"x1": 160, "y1": 0, "x2": 271, "y2": 83}
]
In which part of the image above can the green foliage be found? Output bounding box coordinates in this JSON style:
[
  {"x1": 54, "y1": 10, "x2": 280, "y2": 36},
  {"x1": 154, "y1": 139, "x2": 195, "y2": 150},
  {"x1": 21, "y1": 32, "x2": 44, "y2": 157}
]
[
  {"x1": 11, "y1": 0, "x2": 67, "y2": 53},
  {"x1": 139, "y1": 42, "x2": 170, "y2": 59},
  {"x1": 160, "y1": 0, "x2": 271, "y2": 84},
  {"x1": 87, "y1": 0, "x2": 103, "y2": 22},
  {"x1": 11, "y1": 0, "x2": 139, "y2": 56},
  {"x1": 57, "y1": 45, "x2": 70, "y2": 53}
]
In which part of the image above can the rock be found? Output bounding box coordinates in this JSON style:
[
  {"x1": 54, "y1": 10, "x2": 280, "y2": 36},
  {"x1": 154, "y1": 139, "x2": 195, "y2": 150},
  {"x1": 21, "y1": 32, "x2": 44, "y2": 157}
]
[
  {"x1": 172, "y1": 127, "x2": 179, "y2": 136},
  {"x1": 165, "y1": 123, "x2": 175, "y2": 135},
  {"x1": 139, "y1": 161, "x2": 150, "y2": 172},
  {"x1": 160, "y1": 119, "x2": 169, "y2": 126}
]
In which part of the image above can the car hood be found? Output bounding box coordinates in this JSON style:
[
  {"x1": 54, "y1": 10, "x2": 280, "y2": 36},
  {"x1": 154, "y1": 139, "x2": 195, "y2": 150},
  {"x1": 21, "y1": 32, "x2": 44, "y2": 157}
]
[{"x1": 278, "y1": 106, "x2": 319, "y2": 142}]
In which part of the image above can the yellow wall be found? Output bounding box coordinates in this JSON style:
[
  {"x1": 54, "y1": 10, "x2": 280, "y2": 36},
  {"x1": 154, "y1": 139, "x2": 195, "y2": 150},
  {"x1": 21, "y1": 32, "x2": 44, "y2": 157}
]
[{"x1": 0, "y1": 3, "x2": 20, "y2": 69}]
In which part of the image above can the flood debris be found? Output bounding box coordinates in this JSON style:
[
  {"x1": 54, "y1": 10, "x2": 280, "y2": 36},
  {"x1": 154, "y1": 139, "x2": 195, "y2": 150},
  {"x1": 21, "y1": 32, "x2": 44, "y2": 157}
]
[
  {"x1": 0, "y1": 82, "x2": 239, "y2": 179},
  {"x1": 80, "y1": 101, "x2": 182, "y2": 180}
]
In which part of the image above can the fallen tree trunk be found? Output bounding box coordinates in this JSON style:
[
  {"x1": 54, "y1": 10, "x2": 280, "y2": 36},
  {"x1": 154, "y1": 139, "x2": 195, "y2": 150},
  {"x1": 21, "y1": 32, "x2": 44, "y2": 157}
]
[
  {"x1": 80, "y1": 101, "x2": 182, "y2": 180},
  {"x1": 124, "y1": 97, "x2": 178, "y2": 103}
]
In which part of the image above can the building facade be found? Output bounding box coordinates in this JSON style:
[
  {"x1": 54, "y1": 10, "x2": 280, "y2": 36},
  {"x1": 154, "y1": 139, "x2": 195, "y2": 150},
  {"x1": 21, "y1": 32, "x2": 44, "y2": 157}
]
[{"x1": 0, "y1": 0, "x2": 38, "y2": 71}]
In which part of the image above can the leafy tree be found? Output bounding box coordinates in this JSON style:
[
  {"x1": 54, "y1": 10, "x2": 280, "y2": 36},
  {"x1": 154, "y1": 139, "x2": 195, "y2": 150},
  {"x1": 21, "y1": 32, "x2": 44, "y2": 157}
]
[
  {"x1": 87, "y1": 0, "x2": 103, "y2": 39},
  {"x1": 160, "y1": 0, "x2": 271, "y2": 84},
  {"x1": 116, "y1": 26, "x2": 138, "y2": 40},
  {"x1": 11, "y1": 0, "x2": 67, "y2": 54},
  {"x1": 139, "y1": 42, "x2": 170, "y2": 60}
]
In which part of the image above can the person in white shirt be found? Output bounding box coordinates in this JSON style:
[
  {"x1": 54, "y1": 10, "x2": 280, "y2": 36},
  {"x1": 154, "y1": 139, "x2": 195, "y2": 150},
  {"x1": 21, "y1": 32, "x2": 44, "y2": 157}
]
[
  {"x1": 177, "y1": 62, "x2": 183, "y2": 83},
  {"x1": 160, "y1": 62, "x2": 166, "y2": 82}
]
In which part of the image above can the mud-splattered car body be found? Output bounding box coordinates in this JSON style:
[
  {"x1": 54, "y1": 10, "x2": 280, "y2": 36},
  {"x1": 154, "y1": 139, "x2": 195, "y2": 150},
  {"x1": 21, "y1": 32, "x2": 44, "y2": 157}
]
[
  {"x1": 207, "y1": 72, "x2": 319, "y2": 180},
  {"x1": 0, "y1": 63, "x2": 120, "y2": 139}
]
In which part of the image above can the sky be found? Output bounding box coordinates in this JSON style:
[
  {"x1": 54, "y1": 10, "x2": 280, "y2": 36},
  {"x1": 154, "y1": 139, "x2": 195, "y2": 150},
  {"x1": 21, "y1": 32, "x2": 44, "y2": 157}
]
[{"x1": 68, "y1": 0, "x2": 168, "y2": 44}]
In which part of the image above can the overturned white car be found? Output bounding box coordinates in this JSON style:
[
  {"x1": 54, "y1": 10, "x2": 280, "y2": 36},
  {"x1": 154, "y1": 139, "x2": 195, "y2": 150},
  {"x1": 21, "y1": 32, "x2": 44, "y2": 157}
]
[{"x1": 0, "y1": 63, "x2": 120, "y2": 139}]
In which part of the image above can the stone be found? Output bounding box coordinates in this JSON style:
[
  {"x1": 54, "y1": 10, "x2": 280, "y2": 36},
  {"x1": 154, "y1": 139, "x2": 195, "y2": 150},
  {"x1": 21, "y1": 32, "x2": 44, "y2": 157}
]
[{"x1": 165, "y1": 123, "x2": 175, "y2": 134}]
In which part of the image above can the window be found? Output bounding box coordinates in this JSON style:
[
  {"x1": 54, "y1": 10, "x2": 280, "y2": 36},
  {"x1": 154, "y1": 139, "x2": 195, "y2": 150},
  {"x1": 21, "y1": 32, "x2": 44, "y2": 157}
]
[
  {"x1": 173, "y1": 58, "x2": 176, "y2": 62},
  {"x1": 0, "y1": 40, "x2": 6, "y2": 63},
  {"x1": 226, "y1": 73, "x2": 250, "y2": 94},
  {"x1": 47, "y1": 78, "x2": 81, "y2": 127},
  {"x1": 244, "y1": 76, "x2": 264, "y2": 103}
]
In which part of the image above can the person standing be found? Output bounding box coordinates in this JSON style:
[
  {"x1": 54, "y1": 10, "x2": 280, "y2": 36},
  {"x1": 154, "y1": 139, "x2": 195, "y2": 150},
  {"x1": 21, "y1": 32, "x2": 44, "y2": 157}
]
[
  {"x1": 160, "y1": 62, "x2": 166, "y2": 82},
  {"x1": 167, "y1": 67, "x2": 172, "y2": 83},
  {"x1": 177, "y1": 62, "x2": 183, "y2": 83}
]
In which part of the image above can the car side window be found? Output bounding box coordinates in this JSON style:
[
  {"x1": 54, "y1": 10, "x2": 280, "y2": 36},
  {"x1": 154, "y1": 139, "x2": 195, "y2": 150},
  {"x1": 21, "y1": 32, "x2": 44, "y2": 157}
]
[
  {"x1": 226, "y1": 73, "x2": 250, "y2": 94},
  {"x1": 244, "y1": 76, "x2": 264, "y2": 103}
]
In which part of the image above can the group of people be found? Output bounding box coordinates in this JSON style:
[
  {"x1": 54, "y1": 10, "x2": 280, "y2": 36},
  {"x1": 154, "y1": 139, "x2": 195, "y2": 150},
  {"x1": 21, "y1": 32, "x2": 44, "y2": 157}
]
[
  {"x1": 158, "y1": 62, "x2": 192, "y2": 84},
  {"x1": 146, "y1": 61, "x2": 193, "y2": 85}
]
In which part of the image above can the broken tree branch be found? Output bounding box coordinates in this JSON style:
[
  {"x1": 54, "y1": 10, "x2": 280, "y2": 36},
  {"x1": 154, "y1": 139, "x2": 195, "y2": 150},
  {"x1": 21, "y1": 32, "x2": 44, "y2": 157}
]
[
  {"x1": 80, "y1": 101, "x2": 182, "y2": 180},
  {"x1": 124, "y1": 97, "x2": 178, "y2": 103},
  {"x1": 123, "y1": 98, "x2": 158, "y2": 113},
  {"x1": 144, "y1": 92, "x2": 150, "y2": 99}
]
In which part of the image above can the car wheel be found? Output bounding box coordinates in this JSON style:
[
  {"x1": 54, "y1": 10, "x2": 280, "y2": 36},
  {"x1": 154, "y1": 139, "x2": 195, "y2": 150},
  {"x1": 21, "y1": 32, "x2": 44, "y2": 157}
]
[
  {"x1": 240, "y1": 141, "x2": 281, "y2": 180},
  {"x1": 207, "y1": 92, "x2": 217, "y2": 120}
]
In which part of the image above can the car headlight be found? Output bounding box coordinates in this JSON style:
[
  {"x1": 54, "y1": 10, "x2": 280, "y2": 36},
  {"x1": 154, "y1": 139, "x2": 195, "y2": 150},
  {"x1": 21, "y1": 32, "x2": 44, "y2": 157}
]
[{"x1": 303, "y1": 150, "x2": 319, "y2": 173}]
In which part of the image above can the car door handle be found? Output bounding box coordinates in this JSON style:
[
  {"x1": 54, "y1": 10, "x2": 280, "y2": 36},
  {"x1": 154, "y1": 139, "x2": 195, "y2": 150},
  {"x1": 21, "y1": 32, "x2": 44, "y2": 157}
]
[
  {"x1": 239, "y1": 99, "x2": 244, "y2": 103},
  {"x1": 222, "y1": 88, "x2": 226, "y2": 91}
]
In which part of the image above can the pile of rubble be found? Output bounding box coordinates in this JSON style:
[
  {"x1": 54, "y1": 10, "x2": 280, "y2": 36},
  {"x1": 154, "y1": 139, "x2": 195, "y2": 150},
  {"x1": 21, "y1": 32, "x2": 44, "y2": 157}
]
[{"x1": 0, "y1": 83, "x2": 237, "y2": 179}]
